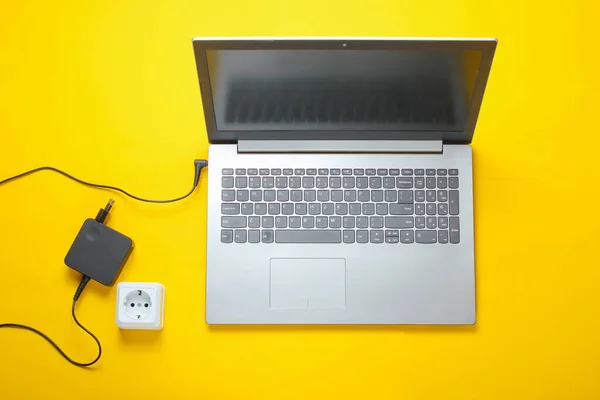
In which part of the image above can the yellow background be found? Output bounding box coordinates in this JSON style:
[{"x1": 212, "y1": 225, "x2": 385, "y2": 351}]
[{"x1": 1, "y1": 1, "x2": 599, "y2": 399}]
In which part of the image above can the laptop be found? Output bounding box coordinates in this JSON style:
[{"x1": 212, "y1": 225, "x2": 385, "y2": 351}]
[{"x1": 192, "y1": 37, "x2": 497, "y2": 324}]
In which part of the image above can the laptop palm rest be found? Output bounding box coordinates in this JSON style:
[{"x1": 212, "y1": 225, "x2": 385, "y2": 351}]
[{"x1": 269, "y1": 258, "x2": 346, "y2": 310}]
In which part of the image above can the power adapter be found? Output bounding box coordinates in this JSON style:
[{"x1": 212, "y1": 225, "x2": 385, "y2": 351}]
[{"x1": 65, "y1": 199, "x2": 134, "y2": 288}]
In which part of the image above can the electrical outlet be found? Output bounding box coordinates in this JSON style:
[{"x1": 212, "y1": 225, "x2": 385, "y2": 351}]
[{"x1": 116, "y1": 282, "x2": 164, "y2": 330}]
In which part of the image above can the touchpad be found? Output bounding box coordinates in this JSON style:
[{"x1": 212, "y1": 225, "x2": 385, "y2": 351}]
[{"x1": 270, "y1": 258, "x2": 346, "y2": 310}]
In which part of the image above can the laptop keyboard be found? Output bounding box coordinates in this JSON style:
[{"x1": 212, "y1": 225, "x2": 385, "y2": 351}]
[{"x1": 220, "y1": 168, "x2": 460, "y2": 244}]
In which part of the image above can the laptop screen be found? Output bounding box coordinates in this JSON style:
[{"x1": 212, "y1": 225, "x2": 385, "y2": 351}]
[{"x1": 206, "y1": 49, "x2": 482, "y2": 133}]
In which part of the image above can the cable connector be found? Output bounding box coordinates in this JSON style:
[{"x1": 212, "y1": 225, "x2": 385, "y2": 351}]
[
  {"x1": 95, "y1": 198, "x2": 114, "y2": 224},
  {"x1": 194, "y1": 159, "x2": 208, "y2": 188}
]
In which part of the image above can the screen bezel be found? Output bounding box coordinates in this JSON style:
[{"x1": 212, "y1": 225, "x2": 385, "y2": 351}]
[{"x1": 192, "y1": 37, "x2": 497, "y2": 144}]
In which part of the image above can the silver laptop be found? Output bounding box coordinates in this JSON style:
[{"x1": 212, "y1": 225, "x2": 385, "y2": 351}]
[{"x1": 192, "y1": 37, "x2": 497, "y2": 324}]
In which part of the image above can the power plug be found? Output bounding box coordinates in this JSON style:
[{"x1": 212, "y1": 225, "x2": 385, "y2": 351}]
[{"x1": 116, "y1": 282, "x2": 165, "y2": 330}]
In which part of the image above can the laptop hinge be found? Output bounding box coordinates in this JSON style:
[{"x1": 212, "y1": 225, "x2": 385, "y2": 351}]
[{"x1": 237, "y1": 140, "x2": 443, "y2": 154}]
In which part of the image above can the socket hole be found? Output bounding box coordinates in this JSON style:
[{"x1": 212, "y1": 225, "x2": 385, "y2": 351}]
[
  {"x1": 130, "y1": 303, "x2": 135, "y2": 307},
  {"x1": 144, "y1": 303, "x2": 149, "y2": 308}
]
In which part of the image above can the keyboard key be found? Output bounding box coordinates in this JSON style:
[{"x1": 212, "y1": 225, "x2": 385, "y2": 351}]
[
  {"x1": 247, "y1": 169, "x2": 258, "y2": 175},
  {"x1": 376, "y1": 203, "x2": 388, "y2": 215},
  {"x1": 415, "y1": 190, "x2": 425, "y2": 202},
  {"x1": 330, "y1": 169, "x2": 341, "y2": 175},
  {"x1": 353, "y1": 168, "x2": 365, "y2": 175},
  {"x1": 362, "y1": 203, "x2": 375, "y2": 215},
  {"x1": 282, "y1": 203, "x2": 294, "y2": 215},
  {"x1": 437, "y1": 190, "x2": 448, "y2": 202},
  {"x1": 307, "y1": 168, "x2": 317, "y2": 175},
  {"x1": 426, "y1": 169, "x2": 436, "y2": 176},
  {"x1": 329, "y1": 177, "x2": 342, "y2": 188},
  {"x1": 437, "y1": 177, "x2": 447, "y2": 189},
  {"x1": 426, "y1": 177, "x2": 436, "y2": 189},
  {"x1": 366, "y1": 169, "x2": 376, "y2": 176},
  {"x1": 357, "y1": 230, "x2": 369, "y2": 243},
  {"x1": 415, "y1": 203, "x2": 425, "y2": 215},
  {"x1": 438, "y1": 217, "x2": 449, "y2": 229},
  {"x1": 426, "y1": 203, "x2": 436, "y2": 215},
  {"x1": 268, "y1": 203, "x2": 280, "y2": 215},
  {"x1": 396, "y1": 177, "x2": 413, "y2": 188},
  {"x1": 237, "y1": 190, "x2": 249, "y2": 202},
  {"x1": 370, "y1": 230, "x2": 384, "y2": 243},
  {"x1": 255, "y1": 203, "x2": 267, "y2": 215},
  {"x1": 302, "y1": 177, "x2": 315, "y2": 188},
  {"x1": 389, "y1": 169, "x2": 400, "y2": 176},
  {"x1": 291, "y1": 190, "x2": 303, "y2": 202},
  {"x1": 322, "y1": 203, "x2": 334, "y2": 215},
  {"x1": 356, "y1": 177, "x2": 368, "y2": 188},
  {"x1": 449, "y1": 177, "x2": 459, "y2": 189},
  {"x1": 222, "y1": 169, "x2": 234, "y2": 175},
  {"x1": 437, "y1": 169, "x2": 447, "y2": 176},
  {"x1": 416, "y1": 230, "x2": 437, "y2": 243},
  {"x1": 221, "y1": 216, "x2": 247, "y2": 228},
  {"x1": 415, "y1": 169, "x2": 425, "y2": 176},
  {"x1": 262, "y1": 230, "x2": 274, "y2": 243},
  {"x1": 294, "y1": 168, "x2": 305, "y2": 175},
  {"x1": 222, "y1": 190, "x2": 235, "y2": 201},
  {"x1": 276, "y1": 177, "x2": 288, "y2": 188},
  {"x1": 415, "y1": 177, "x2": 425, "y2": 189},
  {"x1": 401, "y1": 169, "x2": 413, "y2": 175},
  {"x1": 358, "y1": 190, "x2": 370, "y2": 202},
  {"x1": 343, "y1": 177, "x2": 355, "y2": 188},
  {"x1": 438, "y1": 230, "x2": 449, "y2": 244},
  {"x1": 415, "y1": 216, "x2": 426, "y2": 228},
  {"x1": 235, "y1": 168, "x2": 246, "y2": 175},
  {"x1": 390, "y1": 204, "x2": 413, "y2": 215},
  {"x1": 343, "y1": 230, "x2": 355, "y2": 243},
  {"x1": 438, "y1": 203, "x2": 448, "y2": 215},
  {"x1": 262, "y1": 177, "x2": 274, "y2": 188},
  {"x1": 259, "y1": 168, "x2": 270, "y2": 175},
  {"x1": 305, "y1": 203, "x2": 319, "y2": 215},
  {"x1": 371, "y1": 190, "x2": 384, "y2": 202},
  {"x1": 342, "y1": 168, "x2": 352, "y2": 175},
  {"x1": 377, "y1": 169, "x2": 388, "y2": 176},
  {"x1": 289, "y1": 177, "x2": 301, "y2": 188},
  {"x1": 222, "y1": 177, "x2": 234, "y2": 188},
  {"x1": 329, "y1": 216, "x2": 342, "y2": 228},
  {"x1": 344, "y1": 190, "x2": 356, "y2": 202},
  {"x1": 275, "y1": 230, "x2": 341, "y2": 243},
  {"x1": 343, "y1": 216, "x2": 355, "y2": 229},
  {"x1": 248, "y1": 230, "x2": 260, "y2": 243},
  {"x1": 349, "y1": 203, "x2": 361, "y2": 215},
  {"x1": 385, "y1": 217, "x2": 414, "y2": 228},
  {"x1": 317, "y1": 190, "x2": 329, "y2": 202},
  {"x1": 262, "y1": 216, "x2": 274, "y2": 228},
  {"x1": 385, "y1": 190, "x2": 398, "y2": 202},
  {"x1": 289, "y1": 216, "x2": 301, "y2": 228},
  {"x1": 370, "y1": 217, "x2": 384, "y2": 228},
  {"x1": 316, "y1": 177, "x2": 328, "y2": 188},
  {"x1": 386, "y1": 236, "x2": 400, "y2": 244},
  {"x1": 449, "y1": 169, "x2": 459, "y2": 176},
  {"x1": 221, "y1": 229, "x2": 233, "y2": 243},
  {"x1": 369, "y1": 177, "x2": 382, "y2": 188},
  {"x1": 398, "y1": 190, "x2": 414, "y2": 204},
  {"x1": 295, "y1": 203, "x2": 307, "y2": 215},
  {"x1": 241, "y1": 203, "x2": 253, "y2": 215},
  {"x1": 449, "y1": 190, "x2": 460, "y2": 215},
  {"x1": 249, "y1": 177, "x2": 262, "y2": 188},
  {"x1": 356, "y1": 216, "x2": 369, "y2": 228},
  {"x1": 427, "y1": 217, "x2": 437, "y2": 229},
  {"x1": 271, "y1": 168, "x2": 281, "y2": 175},
  {"x1": 331, "y1": 190, "x2": 343, "y2": 202},
  {"x1": 318, "y1": 168, "x2": 329, "y2": 175},
  {"x1": 264, "y1": 190, "x2": 276, "y2": 202},
  {"x1": 335, "y1": 203, "x2": 348, "y2": 215},
  {"x1": 400, "y1": 230, "x2": 414, "y2": 243},
  {"x1": 249, "y1": 216, "x2": 260, "y2": 228},
  {"x1": 234, "y1": 230, "x2": 247, "y2": 243},
  {"x1": 450, "y1": 217, "x2": 460, "y2": 243},
  {"x1": 316, "y1": 216, "x2": 328, "y2": 228},
  {"x1": 235, "y1": 177, "x2": 248, "y2": 188},
  {"x1": 383, "y1": 177, "x2": 395, "y2": 189},
  {"x1": 277, "y1": 190, "x2": 289, "y2": 202},
  {"x1": 304, "y1": 190, "x2": 316, "y2": 202},
  {"x1": 426, "y1": 190, "x2": 436, "y2": 202},
  {"x1": 385, "y1": 230, "x2": 399, "y2": 237},
  {"x1": 302, "y1": 216, "x2": 315, "y2": 228}
]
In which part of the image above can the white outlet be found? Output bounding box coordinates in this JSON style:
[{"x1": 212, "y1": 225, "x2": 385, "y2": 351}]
[{"x1": 116, "y1": 282, "x2": 164, "y2": 330}]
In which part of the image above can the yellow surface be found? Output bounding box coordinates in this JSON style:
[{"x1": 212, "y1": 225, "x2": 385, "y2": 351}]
[{"x1": 1, "y1": 1, "x2": 599, "y2": 399}]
